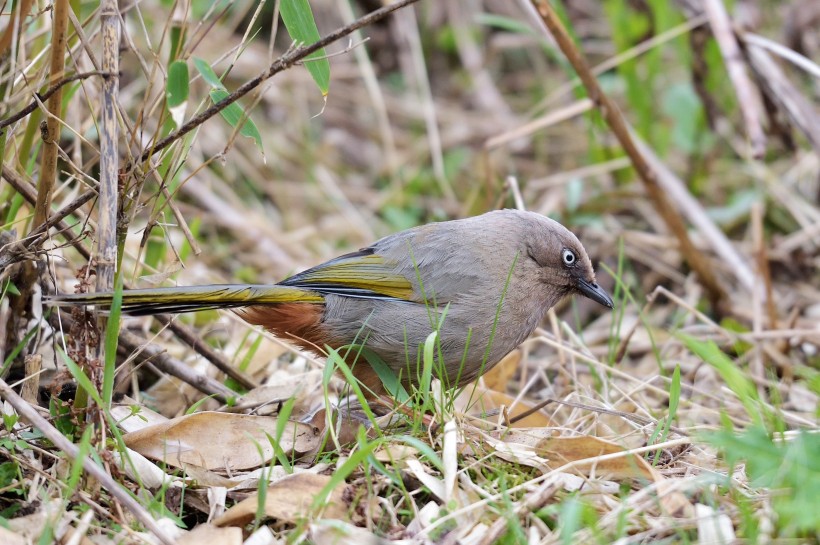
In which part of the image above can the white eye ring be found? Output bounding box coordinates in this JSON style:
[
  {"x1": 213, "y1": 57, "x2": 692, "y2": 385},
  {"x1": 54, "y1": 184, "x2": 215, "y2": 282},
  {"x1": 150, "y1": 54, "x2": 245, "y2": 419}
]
[{"x1": 562, "y1": 248, "x2": 576, "y2": 266}]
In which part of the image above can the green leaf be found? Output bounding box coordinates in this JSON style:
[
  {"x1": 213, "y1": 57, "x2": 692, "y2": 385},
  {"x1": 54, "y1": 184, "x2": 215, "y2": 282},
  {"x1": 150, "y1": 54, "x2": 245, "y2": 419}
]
[
  {"x1": 193, "y1": 57, "x2": 224, "y2": 89},
  {"x1": 0, "y1": 462, "x2": 19, "y2": 488},
  {"x1": 209, "y1": 89, "x2": 263, "y2": 151},
  {"x1": 166, "y1": 60, "x2": 189, "y2": 108},
  {"x1": 280, "y1": 0, "x2": 330, "y2": 95},
  {"x1": 2, "y1": 281, "x2": 20, "y2": 296},
  {"x1": 705, "y1": 427, "x2": 820, "y2": 534}
]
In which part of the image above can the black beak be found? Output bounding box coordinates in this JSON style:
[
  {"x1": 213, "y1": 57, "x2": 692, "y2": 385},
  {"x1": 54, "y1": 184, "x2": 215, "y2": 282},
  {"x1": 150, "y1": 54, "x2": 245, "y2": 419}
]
[{"x1": 576, "y1": 278, "x2": 614, "y2": 309}]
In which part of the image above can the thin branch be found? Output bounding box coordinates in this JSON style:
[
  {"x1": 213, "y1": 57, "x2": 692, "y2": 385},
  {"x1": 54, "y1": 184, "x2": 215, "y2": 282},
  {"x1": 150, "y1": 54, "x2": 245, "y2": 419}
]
[
  {"x1": 0, "y1": 189, "x2": 96, "y2": 269},
  {"x1": 155, "y1": 315, "x2": 258, "y2": 390},
  {"x1": 118, "y1": 329, "x2": 238, "y2": 402},
  {"x1": 0, "y1": 71, "x2": 110, "y2": 130},
  {"x1": 632, "y1": 134, "x2": 757, "y2": 295},
  {"x1": 742, "y1": 32, "x2": 820, "y2": 80},
  {"x1": 138, "y1": 0, "x2": 423, "y2": 164},
  {"x1": 2, "y1": 166, "x2": 93, "y2": 261}
]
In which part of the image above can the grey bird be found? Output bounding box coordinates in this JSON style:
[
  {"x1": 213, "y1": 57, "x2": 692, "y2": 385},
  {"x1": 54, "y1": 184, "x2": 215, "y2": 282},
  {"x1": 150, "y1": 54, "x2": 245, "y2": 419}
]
[{"x1": 49, "y1": 209, "x2": 613, "y2": 396}]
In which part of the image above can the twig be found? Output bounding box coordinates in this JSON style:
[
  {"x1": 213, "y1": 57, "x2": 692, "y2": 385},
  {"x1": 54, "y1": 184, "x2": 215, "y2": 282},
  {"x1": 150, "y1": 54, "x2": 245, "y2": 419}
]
[
  {"x1": 155, "y1": 316, "x2": 258, "y2": 390},
  {"x1": 138, "y1": 0, "x2": 423, "y2": 164},
  {"x1": 750, "y1": 203, "x2": 766, "y2": 394},
  {"x1": 2, "y1": 167, "x2": 91, "y2": 260},
  {"x1": 751, "y1": 203, "x2": 778, "y2": 330},
  {"x1": 0, "y1": 71, "x2": 110, "y2": 130},
  {"x1": 485, "y1": 98, "x2": 593, "y2": 150},
  {"x1": 701, "y1": 0, "x2": 766, "y2": 157},
  {"x1": 529, "y1": 0, "x2": 728, "y2": 309},
  {"x1": 0, "y1": 189, "x2": 96, "y2": 269},
  {"x1": 505, "y1": 176, "x2": 525, "y2": 211},
  {"x1": 477, "y1": 480, "x2": 562, "y2": 545},
  {"x1": 117, "y1": 329, "x2": 238, "y2": 402},
  {"x1": 0, "y1": 378, "x2": 177, "y2": 545},
  {"x1": 505, "y1": 396, "x2": 688, "y2": 435}
]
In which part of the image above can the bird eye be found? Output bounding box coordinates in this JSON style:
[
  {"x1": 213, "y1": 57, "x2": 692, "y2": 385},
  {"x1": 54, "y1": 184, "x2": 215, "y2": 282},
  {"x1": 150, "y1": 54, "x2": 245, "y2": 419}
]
[{"x1": 562, "y1": 248, "x2": 577, "y2": 266}]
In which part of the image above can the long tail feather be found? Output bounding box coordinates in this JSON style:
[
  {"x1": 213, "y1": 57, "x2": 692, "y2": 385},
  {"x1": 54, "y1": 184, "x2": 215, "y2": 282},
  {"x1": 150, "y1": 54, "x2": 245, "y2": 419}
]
[{"x1": 47, "y1": 284, "x2": 324, "y2": 316}]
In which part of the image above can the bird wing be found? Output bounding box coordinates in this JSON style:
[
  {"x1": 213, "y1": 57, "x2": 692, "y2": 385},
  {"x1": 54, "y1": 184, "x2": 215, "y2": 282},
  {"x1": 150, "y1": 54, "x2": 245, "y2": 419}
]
[{"x1": 277, "y1": 249, "x2": 415, "y2": 301}]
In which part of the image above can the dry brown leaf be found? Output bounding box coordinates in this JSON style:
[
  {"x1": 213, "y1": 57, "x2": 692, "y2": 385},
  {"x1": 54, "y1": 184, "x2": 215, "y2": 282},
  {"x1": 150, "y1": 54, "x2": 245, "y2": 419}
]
[
  {"x1": 461, "y1": 387, "x2": 555, "y2": 427},
  {"x1": 113, "y1": 448, "x2": 178, "y2": 489},
  {"x1": 535, "y1": 435, "x2": 656, "y2": 480},
  {"x1": 480, "y1": 349, "x2": 521, "y2": 391},
  {"x1": 490, "y1": 430, "x2": 693, "y2": 516},
  {"x1": 374, "y1": 443, "x2": 418, "y2": 464},
  {"x1": 549, "y1": 439, "x2": 692, "y2": 517},
  {"x1": 181, "y1": 463, "x2": 240, "y2": 488},
  {"x1": 177, "y1": 523, "x2": 242, "y2": 545},
  {"x1": 310, "y1": 520, "x2": 385, "y2": 545},
  {"x1": 213, "y1": 473, "x2": 349, "y2": 527},
  {"x1": 123, "y1": 411, "x2": 320, "y2": 470}
]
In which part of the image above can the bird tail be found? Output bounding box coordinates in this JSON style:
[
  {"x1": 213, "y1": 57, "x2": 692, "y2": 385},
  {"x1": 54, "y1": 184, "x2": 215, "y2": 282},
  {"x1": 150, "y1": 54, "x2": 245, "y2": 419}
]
[{"x1": 47, "y1": 284, "x2": 324, "y2": 316}]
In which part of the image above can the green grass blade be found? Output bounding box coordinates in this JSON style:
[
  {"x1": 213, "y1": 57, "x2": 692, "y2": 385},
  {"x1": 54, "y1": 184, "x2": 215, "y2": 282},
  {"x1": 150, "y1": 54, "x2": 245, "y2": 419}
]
[{"x1": 680, "y1": 334, "x2": 764, "y2": 426}]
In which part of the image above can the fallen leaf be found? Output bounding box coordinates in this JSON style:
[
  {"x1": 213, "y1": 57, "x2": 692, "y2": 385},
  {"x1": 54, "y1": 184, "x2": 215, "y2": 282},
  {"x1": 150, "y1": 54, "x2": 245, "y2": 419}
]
[
  {"x1": 459, "y1": 387, "x2": 555, "y2": 428},
  {"x1": 487, "y1": 430, "x2": 693, "y2": 516},
  {"x1": 113, "y1": 448, "x2": 178, "y2": 489},
  {"x1": 534, "y1": 435, "x2": 656, "y2": 480},
  {"x1": 237, "y1": 369, "x2": 325, "y2": 417},
  {"x1": 214, "y1": 473, "x2": 349, "y2": 527},
  {"x1": 177, "y1": 524, "x2": 242, "y2": 545},
  {"x1": 123, "y1": 411, "x2": 320, "y2": 470},
  {"x1": 480, "y1": 349, "x2": 520, "y2": 391},
  {"x1": 373, "y1": 443, "x2": 418, "y2": 464},
  {"x1": 181, "y1": 463, "x2": 239, "y2": 488},
  {"x1": 310, "y1": 520, "x2": 385, "y2": 545}
]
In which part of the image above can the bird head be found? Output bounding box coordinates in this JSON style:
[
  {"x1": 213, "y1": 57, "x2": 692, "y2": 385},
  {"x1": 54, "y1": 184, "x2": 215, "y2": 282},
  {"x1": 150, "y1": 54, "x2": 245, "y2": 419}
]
[{"x1": 519, "y1": 211, "x2": 614, "y2": 309}]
